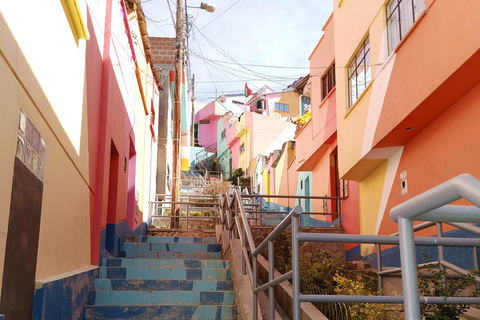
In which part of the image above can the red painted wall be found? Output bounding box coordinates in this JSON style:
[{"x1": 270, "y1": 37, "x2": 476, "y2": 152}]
[{"x1": 87, "y1": 0, "x2": 137, "y2": 264}]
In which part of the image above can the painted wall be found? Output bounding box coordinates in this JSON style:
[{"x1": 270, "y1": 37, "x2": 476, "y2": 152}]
[
  {"x1": 169, "y1": 70, "x2": 190, "y2": 171},
  {"x1": 217, "y1": 115, "x2": 232, "y2": 178},
  {"x1": 270, "y1": 91, "x2": 301, "y2": 119},
  {"x1": 195, "y1": 101, "x2": 219, "y2": 149},
  {"x1": 333, "y1": 0, "x2": 480, "y2": 263},
  {"x1": 0, "y1": 0, "x2": 159, "y2": 317},
  {"x1": 251, "y1": 113, "x2": 290, "y2": 162},
  {"x1": 0, "y1": 0, "x2": 93, "y2": 299}
]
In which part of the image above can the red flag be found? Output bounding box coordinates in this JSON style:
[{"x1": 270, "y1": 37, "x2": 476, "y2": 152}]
[{"x1": 244, "y1": 83, "x2": 252, "y2": 97}]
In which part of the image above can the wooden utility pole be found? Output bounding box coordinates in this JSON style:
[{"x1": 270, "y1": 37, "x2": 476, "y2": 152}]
[{"x1": 171, "y1": 0, "x2": 184, "y2": 228}]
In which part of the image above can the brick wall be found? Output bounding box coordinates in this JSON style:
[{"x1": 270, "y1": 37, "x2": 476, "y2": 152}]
[{"x1": 149, "y1": 37, "x2": 176, "y2": 66}]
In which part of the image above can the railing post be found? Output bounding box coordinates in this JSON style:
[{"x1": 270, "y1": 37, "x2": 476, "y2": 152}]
[
  {"x1": 268, "y1": 240, "x2": 275, "y2": 320},
  {"x1": 337, "y1": 197, "x2": 342, "y2": 227},
  {"x1": 253, "y1": 255, "x2": 258, "y2": 320},
  {"x1": 398, "y1": 217, "x2": 421, "y2": 320},
  {"x1": 259, "y1": 196, "x2": 263, "y2": 226},
  {"x1": 376, "y1": 243, "x2": 383, "y2": 295},
  {"x1": 242, "y1": 223, "x2": 246, "y2": 276},
  {"x1": 474, "y1": 247, "x2": 479, "y2": 293},
  {"x1": 186, "y1": 202, "x2": 190, "y2": 230},
  {"x1": 292, "y1": 212, "x2": 300, "y2": 320},
  {"x1": 436, "y1": 222, "x2": 446, "y2": 288}
]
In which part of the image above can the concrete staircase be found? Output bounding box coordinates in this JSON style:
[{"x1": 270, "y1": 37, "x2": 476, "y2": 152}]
[{"x1": 84, "y1": 236, "x2": 237, "y2": 319}]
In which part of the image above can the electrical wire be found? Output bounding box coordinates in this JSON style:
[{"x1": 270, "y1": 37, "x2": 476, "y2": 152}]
[{"x1": 193, "y1": 0, "x2": 241, "y2": 33}]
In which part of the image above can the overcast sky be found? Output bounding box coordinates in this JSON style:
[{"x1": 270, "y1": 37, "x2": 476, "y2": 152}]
[{"x1": 142, "y1": 0, "x2": 333, "y2": 103}]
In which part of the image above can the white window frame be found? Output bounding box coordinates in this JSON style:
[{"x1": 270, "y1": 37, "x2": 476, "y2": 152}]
[{"x1": 348, "y1": 36, "x2": 371, "y2": 109}]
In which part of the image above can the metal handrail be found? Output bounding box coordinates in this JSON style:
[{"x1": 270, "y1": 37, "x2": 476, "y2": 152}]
[
  {"x1": 390, "y1": 174, "x2": 480, "y2": 319},
  {"x1": 218, "y1": 175, "x2": 480, "y2": 320},
  {"x1": 240, "y1": 193, "x2": 343, "y2": 227},
  {"x1": 149, "y1": 198, "x2": 219, "y2": 229}
]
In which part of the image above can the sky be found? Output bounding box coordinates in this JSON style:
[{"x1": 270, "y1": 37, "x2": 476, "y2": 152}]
[{"x1": 142, "y1": 0, "x2": 333, "y2": 103}]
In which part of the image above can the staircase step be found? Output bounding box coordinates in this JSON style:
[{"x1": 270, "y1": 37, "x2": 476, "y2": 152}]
[
  {"x1": 121, "y1": 250, "x2": 222, "y2": 260},
  {"x1": 123, "y1": 242, "x2": 222, "y2": 252},
  {"x1": 102, "y1": 258, "x2": 230, "y2": 269},
  {"x1": 94, "y1": 279, "x2": 233, "y2": 291},
  {"x1": 140, "y1": 236, "x2": 217, "y2": 244},
  {"x1": 88, "y1": 290, "x2": 235, "y2": 306},
  {"x1": 84, "y1": 305, "x2": 237, "y2": 320},
  {"x1": 99, "y1": 267, "x2": 232, "y2": 280},
  {"x1": 85, "y1": 237, "x2": 236, "y2": 319}
]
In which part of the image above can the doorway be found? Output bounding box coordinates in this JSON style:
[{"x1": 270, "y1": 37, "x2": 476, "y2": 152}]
[{"x1": 105, "y1": 141, "x2": 119, "y2": 254}]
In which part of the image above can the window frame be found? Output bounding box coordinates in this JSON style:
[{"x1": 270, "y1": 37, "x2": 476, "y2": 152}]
[
  {"x1": 274, "y1": 102, "x2": 289, "y2": 112},
  {"x1": 348, "y1": 36, "x2": 371, "y2": 109},
  {"x1": 240, "y1": 143, "x2": 245, "y2": 154},
  {"x1": 321, "y1": 62, "x2": 336, "y2": 100},
  {"x1": 386, "y1": 0, "x2": 425, "y2": 54}
]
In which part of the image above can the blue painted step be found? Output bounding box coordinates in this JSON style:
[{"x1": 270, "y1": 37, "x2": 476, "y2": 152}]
[
  {"x1": 85, "y1": 236, "x2": 237, "y2": 319},
  {"x1": 84, "y1": 305, "x2": 237, "y2": 320},
  {"x1": 102, "y1": 258, "x2": 230, "y2": 269},
  {"x1": 120, "y1": 250, "x2": 222, "y2": 260},
  {"x1": 123, "y1": 242, "x2": 222, "y2": 252},
  {"x1": 88, "y1": 290, "x2": 235, "y2": 306},
  {"x1": 99, "y1": 267, "x2": 232, "y2": 280},
  {"x1": 140, "y1": 236, "x2": 217, "y2": 244},
  {"x1": 121, "y1": 250, "x2": 223, "y2": 260},
  {"x1": 94, "y1": 279, "x2": 233, "y2": 291}
]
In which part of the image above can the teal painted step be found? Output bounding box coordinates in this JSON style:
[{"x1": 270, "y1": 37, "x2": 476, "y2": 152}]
[
  {"x1": 122, "y1": 250, "x2": 222, "y2": 260},
  {"x1": 140, "y1": 236, "x2": 217, "y2": 244},
  {"x1": 88, "y1": 290, "x2": 235, "y2": 306},
  {"x1": 85, "y1": 236, "x2": 237, "y2": 319},
  {"x1": 123, "y1": 242, "x2": 222, "y2": 252},
  {"x1": 94, "y1": 279, "x2": 233, "y2": 291},
  {"x1": 102, "y1": 258, "x2": 230, "y2": 269},
  {"x1": 84, "y1": 305, "x2": 237, "y2": 320},
  {"x1": 99, "y1": 267, "x2": 232, "y2": 280}
]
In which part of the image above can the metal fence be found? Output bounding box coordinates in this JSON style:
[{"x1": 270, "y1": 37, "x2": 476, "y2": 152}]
[
  {"x1": 149, "y1": 194, "x2": 219, "y2": 229},
  {"x1": 219, "y1": 174, "x2": 480, "y2": 320}
]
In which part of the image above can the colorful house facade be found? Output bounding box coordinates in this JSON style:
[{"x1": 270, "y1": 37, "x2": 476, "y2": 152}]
[
  {"x1": 0, "y1": 0, "x2": 160, "y2": 318},
  {"x1": 333, "y1": 0, "x2": 480, "y2": 266},
  {"x1": 247, "y1": 85, "x2": 301, "y2": 119}
]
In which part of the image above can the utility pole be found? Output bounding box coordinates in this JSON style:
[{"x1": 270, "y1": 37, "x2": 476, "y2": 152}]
[
  {"x1": 171, "y1": 2, "x2": 215, "y2": 228},
  {"x1": 171, "y1": 0, "x2": 184, "y2": 228}
]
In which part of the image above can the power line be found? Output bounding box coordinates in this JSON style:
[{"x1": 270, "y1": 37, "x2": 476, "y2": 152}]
[{"x1": 193, "y1": 0, "x2": 241, "y2": 33}]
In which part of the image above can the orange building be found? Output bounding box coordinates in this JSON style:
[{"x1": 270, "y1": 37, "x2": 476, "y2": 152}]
[
  {"x1": 295, "y1": 14, "x2": 360, "y2": 247},
  {"x1": 334, "y1": 0, "x2": 480, "y2": 266}
]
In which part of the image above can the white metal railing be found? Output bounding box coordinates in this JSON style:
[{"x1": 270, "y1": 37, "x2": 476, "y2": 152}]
[
  {"x1": 149, "y1": 193, "x2": 219, "y2": 229},
  {"x1": 390, "y1": 173, "x2": 480, "y2": 319},
  {"x1": 219, "y1": 175, "x2": 480, "y2": 320}
]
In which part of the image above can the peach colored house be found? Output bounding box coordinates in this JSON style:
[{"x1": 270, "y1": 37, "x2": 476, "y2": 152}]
[
  {"x1": 228, "y1": 111, "x2": 291, "y2": 177},
  {"x1": 334, "y1": 0, "x2": 480, "y2": 267},
  {"x1": 294, "y1": 14, "x2": 359, "y2": 244}
]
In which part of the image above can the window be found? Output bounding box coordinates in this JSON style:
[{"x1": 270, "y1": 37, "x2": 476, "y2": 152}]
[
  {"x1": 240, "y1": 143, "x2": 245, "y2": 154},
  {"x1": 301, "y1": 96, "x2": 311, "y2": 115},
  {"x1": 199, "y1": 120, "x2": 210, "y2": 124},
  {"x1": 322, "y1": 63, "x2": 336, "y2": 100},
  {"x1": 221, "y1": 129, "x2": 226, "y2": 139},
  {"x1": 16, "y1": 109, "x2": 47, "y2": 182},
  {"x1": 387, "y1": 0, "x2": 425, "y2": 54},
  {"x1": 275, "y1": 103, "x2": 289, "y2": 112},
  {"x1": 348, "y1": 36, "x2": 371, "y2": 108}
]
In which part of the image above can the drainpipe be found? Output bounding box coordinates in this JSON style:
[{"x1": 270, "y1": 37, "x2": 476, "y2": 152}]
[{"x1": 120, "y1": 0, "x2": 148, "y2": 115}]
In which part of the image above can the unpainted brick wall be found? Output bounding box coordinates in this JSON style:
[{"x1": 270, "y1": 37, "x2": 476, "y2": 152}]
[{"x1": 149, "y1": 37, "x2": 176, "y2": 66}]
